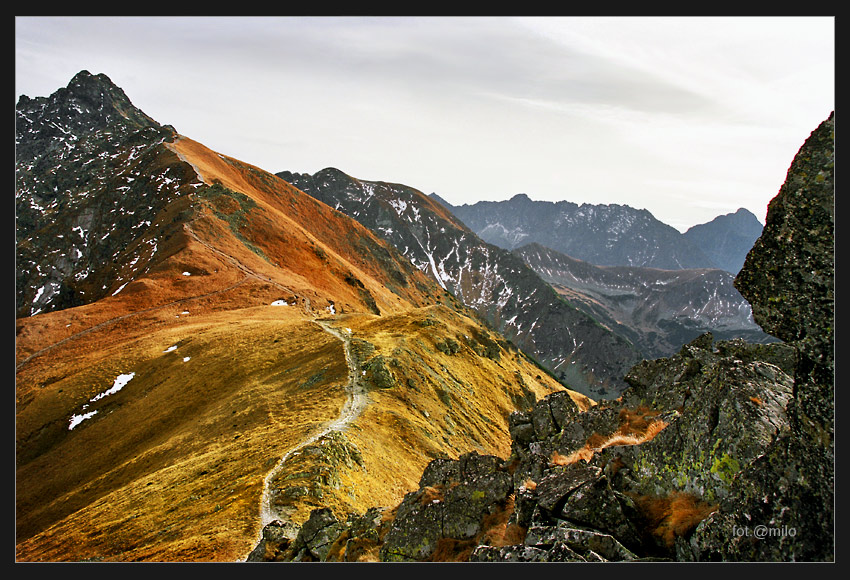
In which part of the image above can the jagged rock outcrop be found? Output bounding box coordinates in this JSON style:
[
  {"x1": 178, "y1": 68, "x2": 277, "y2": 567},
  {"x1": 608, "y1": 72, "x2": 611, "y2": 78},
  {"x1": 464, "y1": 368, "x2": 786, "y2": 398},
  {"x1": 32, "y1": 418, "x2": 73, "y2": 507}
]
[
  {"x1": 496, "y1": 333, "x2": 799, "y2": 561},
  {"x1": 688, "y1": 112, "x2": 835, "y2": 561}
]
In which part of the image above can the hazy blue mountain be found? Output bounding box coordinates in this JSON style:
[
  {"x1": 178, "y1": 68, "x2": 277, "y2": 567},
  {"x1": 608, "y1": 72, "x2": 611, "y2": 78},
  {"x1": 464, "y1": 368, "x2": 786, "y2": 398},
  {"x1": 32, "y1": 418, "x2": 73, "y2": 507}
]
[
  {"x1": 435, "y1": 193, "x2": 718, "y2": 270},
  {"x1": 684, "y1": 208, "x2": 763, "y2": 274}
]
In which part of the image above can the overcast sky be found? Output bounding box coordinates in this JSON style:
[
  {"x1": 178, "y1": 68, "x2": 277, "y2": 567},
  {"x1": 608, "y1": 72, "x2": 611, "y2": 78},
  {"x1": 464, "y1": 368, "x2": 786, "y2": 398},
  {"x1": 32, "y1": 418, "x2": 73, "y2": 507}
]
[{"x1": 15, "y1": 16, "x2": 834, "y2": 231}]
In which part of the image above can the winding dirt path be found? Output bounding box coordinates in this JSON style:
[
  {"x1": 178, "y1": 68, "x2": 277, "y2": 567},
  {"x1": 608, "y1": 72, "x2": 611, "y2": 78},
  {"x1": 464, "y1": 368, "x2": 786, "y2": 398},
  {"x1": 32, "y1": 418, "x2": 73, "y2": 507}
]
[{"x1": 251, "y1": 318, "x2": 370, "y2": 556}]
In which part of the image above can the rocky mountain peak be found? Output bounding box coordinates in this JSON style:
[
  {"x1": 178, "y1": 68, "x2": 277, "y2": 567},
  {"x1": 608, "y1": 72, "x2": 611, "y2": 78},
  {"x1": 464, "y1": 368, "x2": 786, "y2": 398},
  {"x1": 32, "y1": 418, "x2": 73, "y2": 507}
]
[
  {"x1": 15, "y1": 71, "x2": 182, "y2": 316},
  {"x1": 16, "y1": 70, "x2": 165, "y2": 150},
  {"x1": 683, "y1": 207, "x2": 763, "y2": 274}
]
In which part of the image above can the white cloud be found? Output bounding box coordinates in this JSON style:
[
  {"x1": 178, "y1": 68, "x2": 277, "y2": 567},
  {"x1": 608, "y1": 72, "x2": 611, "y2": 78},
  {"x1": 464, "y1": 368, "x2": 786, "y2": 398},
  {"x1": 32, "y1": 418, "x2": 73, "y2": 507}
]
[{"x1": 15, "y1": 16, "x2": 834, "y2": 231}]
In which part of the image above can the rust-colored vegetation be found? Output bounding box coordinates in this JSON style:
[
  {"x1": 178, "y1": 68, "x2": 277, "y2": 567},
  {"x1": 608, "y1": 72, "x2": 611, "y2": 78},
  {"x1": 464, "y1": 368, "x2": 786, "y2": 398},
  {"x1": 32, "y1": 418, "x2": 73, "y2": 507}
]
[
  {"x1": 630, "y1": 491, "x2": 718, "y2": 548},
  {"x1": 16, "y1": 135, "x2": 584, "y2": 562},
  {"x1": 551, "y1": 405, "x2": 669, "y2": 467}
]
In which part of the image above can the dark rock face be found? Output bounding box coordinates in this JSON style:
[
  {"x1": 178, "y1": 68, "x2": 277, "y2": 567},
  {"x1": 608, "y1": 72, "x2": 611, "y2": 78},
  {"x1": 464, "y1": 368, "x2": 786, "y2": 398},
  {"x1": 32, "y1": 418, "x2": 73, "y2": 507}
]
[
  {"x1": 380, "y1": 453, "x2": 515, "y2": 562},
  {"x1": 618, "y1": 337, "x2": 796, "y2": 502},
  {"x1": 689, "y1": 112, "x2": 835, "y2": 562},
  {"x1": 16, "y1": 70, "x2": 187, "y2": 317},
  {"x1": 735, "y1": 113, "x2": 835, "y2": 445}
]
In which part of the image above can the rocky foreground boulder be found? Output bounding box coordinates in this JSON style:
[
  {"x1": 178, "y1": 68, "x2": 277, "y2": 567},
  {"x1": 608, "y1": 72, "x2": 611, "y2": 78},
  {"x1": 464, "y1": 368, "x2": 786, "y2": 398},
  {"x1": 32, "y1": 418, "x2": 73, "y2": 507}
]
[{"x1": 248, "y1": 113, "x2": 834, "y2": 562}]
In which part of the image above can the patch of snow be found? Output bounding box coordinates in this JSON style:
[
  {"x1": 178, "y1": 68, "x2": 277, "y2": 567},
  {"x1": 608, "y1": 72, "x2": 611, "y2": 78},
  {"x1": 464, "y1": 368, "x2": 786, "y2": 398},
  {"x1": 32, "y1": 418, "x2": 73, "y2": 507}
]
[
  {"x1": 182, "y1": 271, "x2": 191, "y2": 276},
  {"x1": 271, "y1": 300, "x2": 289, "y2": 306},
  {"x1": 183, "y1": 357, "x2": 191, "y2": 362},
  {"x1": 164, "y1": 345, "x2": 178, "y2": 353},
  {"x1": 69, "y1": 410, "x2": 98, "y2": 430},
  {"x1": 388, "y1": 198, "x2": 408, "y2": 216},
  {"x1": 90, "y1": 372, "x2": 136, "y2": 403}
]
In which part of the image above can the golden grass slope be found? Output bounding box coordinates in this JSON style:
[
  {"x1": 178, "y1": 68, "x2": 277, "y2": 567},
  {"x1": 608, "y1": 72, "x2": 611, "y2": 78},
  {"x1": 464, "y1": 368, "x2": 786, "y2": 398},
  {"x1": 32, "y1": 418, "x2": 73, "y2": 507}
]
[
  {"x1": 16, "y1": 135, "x2": 589, "y2": 561},
  {"x1": 15, "y1": 299, "x2": 579, "y2": 561}
]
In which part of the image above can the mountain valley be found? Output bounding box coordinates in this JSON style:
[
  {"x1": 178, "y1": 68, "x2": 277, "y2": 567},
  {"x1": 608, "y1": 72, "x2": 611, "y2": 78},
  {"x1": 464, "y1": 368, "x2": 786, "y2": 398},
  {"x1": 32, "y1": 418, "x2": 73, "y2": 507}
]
[{"x1": 514, "y1": 242, "x2": 773, "y2": 359}]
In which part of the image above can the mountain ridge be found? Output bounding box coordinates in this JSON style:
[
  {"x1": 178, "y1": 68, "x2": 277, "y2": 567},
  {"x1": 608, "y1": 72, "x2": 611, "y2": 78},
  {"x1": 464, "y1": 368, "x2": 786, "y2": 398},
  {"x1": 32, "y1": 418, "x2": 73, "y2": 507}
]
[
  {"x1": 15, "y1": 71, "x2": 580, "y2": 562},
  {"x1": 15, "y1": 70, "x2": 832, "y2": 563},
  {"x1": 433, "y1": 193, "x2": 762, "y2": 275}
]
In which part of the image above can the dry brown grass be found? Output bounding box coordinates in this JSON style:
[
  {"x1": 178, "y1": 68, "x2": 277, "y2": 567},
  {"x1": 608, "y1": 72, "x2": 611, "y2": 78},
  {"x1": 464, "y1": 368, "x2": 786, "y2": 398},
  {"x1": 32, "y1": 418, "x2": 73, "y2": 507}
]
[
  {"x1": 420, "y1": 485, "x2": 446, "y2": 506},
  {"x1": 16, "y1": 292, "x2": 574, "y2": 561},
  {"x1": 479, "y1": 496, "x2": 527, "y2": 548},
  {"x1": 429, "y1": 537, "x2": 479, "y2": 562},
  {"x1": 324, "y1": 530, "x2": 351, "y2": 562},
  {"x1": 15, "y1": 310, "x2": 349, "y2": 562},
  {"x1": 551, "y1": 406, "x2": 669, "y2": 468},
  {"x1": 631, "y1": 491, "x2": 718, "y2": 548},
  {"x1": 16, "y1": 135, "x2": 589, "y2": 562},
  {"x1": 342, "y1": 537, "x2": 382, "y2": 562}
]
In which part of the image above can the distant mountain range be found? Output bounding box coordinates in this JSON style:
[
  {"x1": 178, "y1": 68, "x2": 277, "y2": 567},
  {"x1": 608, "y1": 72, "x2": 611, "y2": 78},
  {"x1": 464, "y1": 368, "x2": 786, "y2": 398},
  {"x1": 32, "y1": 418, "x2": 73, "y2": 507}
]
[
  {"x1": 278, "y1": 168, "x2": 642, "y2": 400},
  {"x1": 514, "y1": 242, "x2": 772, "y2": 359},
  {"x1": 279, "y1": 169, "x2": 773, "y2": 397},
  {"x1": 434, "y1": 193, "x2": 762, "y2": 275}
]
